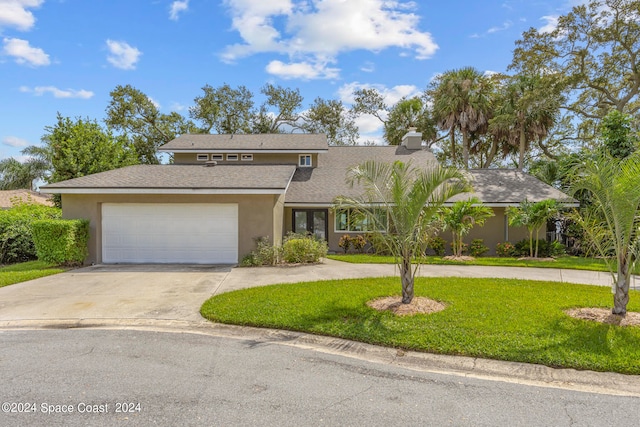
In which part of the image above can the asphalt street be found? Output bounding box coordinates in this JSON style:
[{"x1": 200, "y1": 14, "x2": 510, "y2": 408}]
[{"x1": 1, "y1": 329, "x2": 639, "y2": 427}]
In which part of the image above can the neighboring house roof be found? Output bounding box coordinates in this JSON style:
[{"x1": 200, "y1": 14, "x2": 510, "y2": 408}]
[
  {"x1": 457, "y1": 169, "x2": 578, "y2": 206},
  {"x1": 0, "y1": 190, "x2": 53, "y2": 209},
  {"x1": 285, "y1": 145, "x2": 438, "y2": 204},
  {"x1": 159, "y1": 133, "x2": 329, "y2": 153},
  {"x1": 40, "y1": 164, "x2": 297, "y2": 195}
]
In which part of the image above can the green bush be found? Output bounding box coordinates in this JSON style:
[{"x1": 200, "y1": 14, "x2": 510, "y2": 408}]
[
  {"x1": 427, "y1": 236, "x2": 446, "y2": 256},
  {"x1": 496, "y1": 242, "x2": 517, "y2": 257},
  {"x1": 241, "y1": 237, "x2": 281, "y2": 266},
  {"x1": 0, "y1": 200, "x2": 61, "y2": 264},
  {"x1": 469, "y1": 239, "x2": 489, "y2": 257},
  {"x1": 514, "y1": 239, "x2": 567, "y2": 258},
  {"x1": 351, "y1": 235, "x2": 367, "y2": 253},
  {"x1": 31, "y1": 219, "x2": 89, "y2": 266},
  {"x1": 282, "y1": 235, "x2": 327, "y2": 263}
]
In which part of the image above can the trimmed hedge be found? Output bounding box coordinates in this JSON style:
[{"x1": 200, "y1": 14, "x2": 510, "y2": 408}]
[
  {"x1": 0, "y1": 201, "x2": 61, "y2": 264},
  {"x1": 32, "y1": 219, "x2": 89, "y2": 265}
]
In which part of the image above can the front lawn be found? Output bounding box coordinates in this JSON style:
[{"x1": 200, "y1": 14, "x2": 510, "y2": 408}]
[
  {"x1": 328, "y1": 254, "x2": 618, "y2": 272},
  {"x1": 201, "y1": 277, "x2": 640, "y2": 374},
  {"x1": 0, "y1": 261, "x2": 66, "y2": 288}
]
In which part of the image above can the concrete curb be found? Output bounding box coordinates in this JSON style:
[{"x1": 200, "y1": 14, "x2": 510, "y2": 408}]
[{"x1": 2, "y1": 318, "x2": 639, "y2": 397}]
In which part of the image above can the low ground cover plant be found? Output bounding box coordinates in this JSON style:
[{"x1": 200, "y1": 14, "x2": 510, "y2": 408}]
[{"x1": 201, "y1": 277, "x2": 640, "y2": 374}]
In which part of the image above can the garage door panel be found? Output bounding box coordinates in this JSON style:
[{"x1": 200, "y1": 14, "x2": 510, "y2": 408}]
[{"x1": 102, "y1": 203, "x2": 238, "y2": 264}]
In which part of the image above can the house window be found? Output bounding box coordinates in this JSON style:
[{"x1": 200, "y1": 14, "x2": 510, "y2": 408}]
[
  {"x1": 241, "y1": 154, "x2": 253, "y2": 161},
  {"x1": 335, "y1": 209, "x2": 387, "y2": 232},
  {"x1": 227, "y1": 154, "x2": 239, "y2": 161},
  {"x1": 299, "y1": 155, "x2": 312, "y2": 167},
  {"x1": 211, "y1": 154, "x2": 223, "y2": 161},
  {"x1": 197, "y1": 154, "x2": 208, "y2": 161}
]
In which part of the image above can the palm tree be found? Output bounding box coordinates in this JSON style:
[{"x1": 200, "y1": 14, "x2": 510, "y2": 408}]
[
  {"x1": 334, "y1": 160, "x2": 470, "y2": 303},
  {"x1": 571, "y1": 153, "x2": 640, "y2": 315},
  {"x1": 0, "y1": 157, "x2": 49, "y2": 191},
  {"x1": 441, "y1": 197, "x2": 494, "y2": 257},
  {"x1": 490, "y1": 74, "x2": 560, "y2": 170},
  {"x1": 431, "y1": 67, "x2": 494, "y2": 169}
]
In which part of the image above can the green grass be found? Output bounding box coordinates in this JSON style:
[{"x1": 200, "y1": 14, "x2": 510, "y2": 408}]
[
  {"x1": 201, "y1": 277, "x2": 640, "y2": 374},
  {"x1": 0, "y1": 260, "x2": 65, "y2": 288},
  {"x1": 328, "y1": 254, "x2": 617, "y2": 272}
]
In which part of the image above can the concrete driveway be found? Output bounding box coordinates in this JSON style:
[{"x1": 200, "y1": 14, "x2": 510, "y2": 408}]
[
  {"x1": 0, "y1": 264, "x2": 234, "y2": 324},
  {"x1": 0, "y1": 259, "x2": 630, "y2": 327}
]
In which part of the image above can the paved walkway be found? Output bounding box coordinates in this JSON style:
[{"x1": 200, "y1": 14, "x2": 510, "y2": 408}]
[{"x1": 1, "y1": 259, "x2": 639, "y2": 396}]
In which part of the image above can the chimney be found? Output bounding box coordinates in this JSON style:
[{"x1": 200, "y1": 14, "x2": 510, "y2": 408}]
[{"x1": 401, "y1": 127, "x2": 422, "y2": 150}]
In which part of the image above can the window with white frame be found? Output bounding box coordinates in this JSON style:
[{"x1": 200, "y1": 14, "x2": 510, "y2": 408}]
[
  {"x1": 335, "y1": 209, "x2": 387, "y2": 232},
  {"x1": 227, "y1": 154, "x2": 239, "y2": 161},
  {"x1": 197, "y1": 154, "x2": 208, "y2": 161},
  {"x1": 211, "y1": 154, "x2": 223, "y2": 161},
  {"x1": 241, "y1": 154, "x2": 253, "y2": 161},
  {"x1": 299, "y1": 154, "x2": 312, "y2": 167}
]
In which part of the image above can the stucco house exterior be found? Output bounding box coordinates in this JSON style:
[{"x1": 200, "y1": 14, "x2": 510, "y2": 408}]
[{"x1": 40, "y1": 132, "x2": 576, "y2": 264}]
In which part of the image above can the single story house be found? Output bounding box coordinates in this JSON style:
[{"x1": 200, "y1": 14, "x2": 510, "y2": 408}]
[{"x1": 40, "y1": 132, "x2": 576, "y2": 264}]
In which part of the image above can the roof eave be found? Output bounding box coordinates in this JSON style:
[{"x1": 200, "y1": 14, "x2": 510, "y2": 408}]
[{"x1": 40, "y1": 188, "x2": 287, "y2": 195}]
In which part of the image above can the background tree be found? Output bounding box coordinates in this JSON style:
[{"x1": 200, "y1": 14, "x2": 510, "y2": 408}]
[
  {"x1": 383, "y1": 97, "x2": 437, "y2": 146},
  {"x1": 490, "y1": 74, "x2": 561, "y2": 170},
  {"x1": 303, "y1": 97, "x2": 359, "y2": 146},
  {"x1": 570, "y1": 152, "x2": 640, "y2": 315},
  {"x1": 190, "y1": 83, "x2": 254, "y2": 134},
  {"x1": 600, "y1": 109, "x2": 639, "y2": 159},
  {"x1": 441, "y1": 197, "x2": 494, "y2": 257},
  {"x1": 511, "y1": 0, "x2": 640, "y2": 143},
  {"x1": 431, "y1": 67, "x2": 494, "y2": 169},
  {"x1": 252, "y1": 84, "x2": 304, "y2": 133},
  {"x1": 334, "y1": 160, "x2": 470, "y2": 303},
  {"x1": 106, "y1": 85, "x2": 194, "y2": 164},
  {"x1": 40, "y1": 114, "x2": 138, "y2": 206},
  {"x1": 0, "y1": 157, "x2": 48, "y2": 191}
]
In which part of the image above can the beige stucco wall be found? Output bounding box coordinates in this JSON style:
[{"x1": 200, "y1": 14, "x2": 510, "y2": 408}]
[
  {"x1": 61, "y1": 193, "x2": 281, "y2": 264},
  {"x1": 282, "y1": 206, "x2": 537, "y2": 256},
  {"x1": 174, "y1": 152, "x2": 317, "y2": 166}
]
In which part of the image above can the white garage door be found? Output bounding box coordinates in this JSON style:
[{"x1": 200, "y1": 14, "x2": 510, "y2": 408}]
[{"x1": 102, "y1": 203, "x2": 238, "y2": 264}]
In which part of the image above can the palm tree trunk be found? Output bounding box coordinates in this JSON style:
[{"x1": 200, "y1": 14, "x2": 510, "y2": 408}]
[
  {"x1": 462, "y1": 131, "x2": 470, "y2": 169},
  {"x1": 450, "y1": 128, "x2": 456, "y2": 164},
  {"x1": 529, "y1": 230, "x2": 534, "y2": 257},
  {"x1": 518, "y1": 126, "x2": 526, "y2": 170},
  {"x1": 401, "y1": 256, "x2": 414, "y2": 304},
  {"x1": 613, "y1": 256, "x2": 630, "y2": 315},
  {"x1": 534, "y1": 228, "x2": 540, "y2": 258}
]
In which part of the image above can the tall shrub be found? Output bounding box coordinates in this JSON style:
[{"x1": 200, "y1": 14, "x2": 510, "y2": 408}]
[{"x1": 32, "y1": 219, "x2": 89, "y2": 265}]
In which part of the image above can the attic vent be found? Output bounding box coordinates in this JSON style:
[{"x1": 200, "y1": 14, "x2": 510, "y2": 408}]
[{"x1": 205, "y1": 161, "x2": 217, "y2": 167}]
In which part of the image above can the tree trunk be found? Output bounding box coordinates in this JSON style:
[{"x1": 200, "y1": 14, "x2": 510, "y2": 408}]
[
  {"x1": 400, "y1": 256, "x2": 414, "y2": 304},
  {"x1": 613, "y1": 257, "x2": 630, "y2": 315},
  {"x1": 462, "y1": 131, "x2": 470, "y2": 169},
  {"x1": 518, "y1": 126, "x2": 526, "y2": 170},
  {"x1": 534, "y1": 228, "x2": 540, "y2": 258},
  {"x1": 529, "y1": 230, "x2": 534, "y2": 257},
  {"x1": 483, "y1": 138, "x2": 499, "y2": 168},
  {"x1": 450, "y1": 128, "x2": 456, "y2": 164}
]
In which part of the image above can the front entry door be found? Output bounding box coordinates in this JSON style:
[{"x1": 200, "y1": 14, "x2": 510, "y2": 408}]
[{"x1": 293, "y1": 209, "x2": 328, "y2": 240}]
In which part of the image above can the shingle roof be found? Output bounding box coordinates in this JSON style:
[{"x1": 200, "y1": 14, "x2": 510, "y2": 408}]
[
  {"x1": 41, "y1": 164, "x2": 296, "y2": 192},
  {"x1": 159, "y1": 133, "x2": 329, "y2": 152},
  {"x1": 458, "y1": 169, "x2": 577, "y2": 205},
  {"x1": 285, "y1": 145, "x2": 438, "y2": 204},
  {"x1": 285, "y1": 147, "x2": 576, "y2": 205},
  {"x1": 0, "y1": 190, "x2": 53, "y2": 209}
]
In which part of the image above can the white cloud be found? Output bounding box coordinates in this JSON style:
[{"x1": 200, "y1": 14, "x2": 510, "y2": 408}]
[
  {"x1": 148, "y1": 96, "x2": 161, "y2": 109},
  {"x1": 169, "y1": 0, "x2": 189, "y2": 20},
  {"x1": 170, "y1": 102, "x2": 187, "y2": 111},
  {"x1": 2, "y1": 37, "x2": 49, "y2": 66},
  {"x1": 265, "y1": 59, "x2": 339, "y2": 80},
  {"x1": 360, "y1": 61, "x2": 375, "y2": 73},
  {"x1": 20, "y1": 85, "x2": 94, "y2": 99},
  {"x1": 337, "y1": 81, "x2": 420, "y2": 106},
  {"x1": 487, "y1": 20, "x2": 512, "y2": 34},
  {"x1": 106, "y1": 39, "x2": 141, "y2": 70},
  {"x1": 222, "y1": 0, "x2": 438, "y2": 79},
  {"x1": 538, "y1": 15, "x2": 559, "y2": 34},
  {"x1": 0, "y1": 0, "x2": 43, "y2": 31},
  {"x1": 2, "y1": 135, "x2": 29, "y2": 148}
]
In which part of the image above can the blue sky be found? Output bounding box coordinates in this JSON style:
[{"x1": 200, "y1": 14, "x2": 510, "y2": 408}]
[{"x1": 0, "y1": 0, "x2": 581, "y2": 161}]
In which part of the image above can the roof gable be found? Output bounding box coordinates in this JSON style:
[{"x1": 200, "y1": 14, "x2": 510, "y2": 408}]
[{"x1": 159, "y1": 133, "x2": 329, "y2": 153}]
